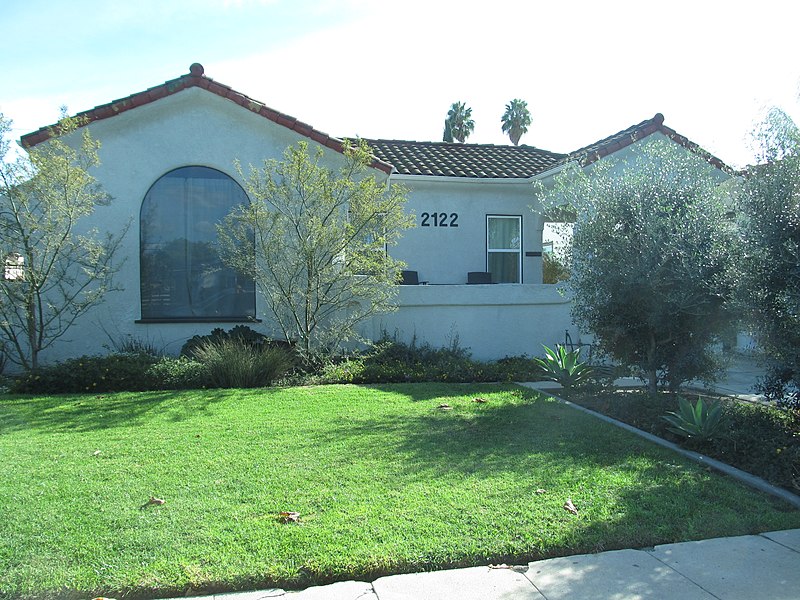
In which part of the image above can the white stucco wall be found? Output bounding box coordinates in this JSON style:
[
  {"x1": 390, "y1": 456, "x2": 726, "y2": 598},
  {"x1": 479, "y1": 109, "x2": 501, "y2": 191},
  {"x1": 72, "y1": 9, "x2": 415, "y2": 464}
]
[
  {"x1": 391, "y1": 175, "x2": 545, "y2": 285},
  {"x1": 32, "y1": 87, "x2": 574, "y2": 365},
  {"x1": 368, "y1": 284, "x2": 574, "y2": 360}
]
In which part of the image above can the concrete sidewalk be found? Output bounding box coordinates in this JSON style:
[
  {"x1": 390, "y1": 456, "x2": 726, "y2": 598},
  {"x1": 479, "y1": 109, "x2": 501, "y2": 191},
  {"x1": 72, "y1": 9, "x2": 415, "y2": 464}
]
[{"x1": 176, "y1": 529, "x2": 800, "y2": 600}]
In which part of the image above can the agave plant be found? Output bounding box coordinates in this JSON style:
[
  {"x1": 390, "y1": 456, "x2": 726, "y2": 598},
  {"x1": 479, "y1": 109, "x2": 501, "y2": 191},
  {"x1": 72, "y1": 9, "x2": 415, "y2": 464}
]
[
  {"x1": 662, "y1": 396, "x2": 727, "y2": 441},
  {"x1": 533, "y1": 344, "x2": 593, "y2": 389}
]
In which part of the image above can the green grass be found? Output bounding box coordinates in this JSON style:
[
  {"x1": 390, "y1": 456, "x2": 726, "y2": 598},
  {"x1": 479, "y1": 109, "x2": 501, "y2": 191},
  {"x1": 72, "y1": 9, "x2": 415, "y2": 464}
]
[{"x1": 1, "y1": 384, "x2": 799, "y2": 599}]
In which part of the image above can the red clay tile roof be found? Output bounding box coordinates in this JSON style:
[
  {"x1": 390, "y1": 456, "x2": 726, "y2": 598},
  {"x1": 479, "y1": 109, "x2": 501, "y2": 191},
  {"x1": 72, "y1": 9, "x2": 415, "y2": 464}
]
[
  {"x1": 362, "y1": 114, "x2": 731, "y2": 179},
  {"x1": 566, "y1": 113, "x2": 732, "y2": 173},
  {"x1": 363, "y1": 139, "x2": 567, "y2": 179},
  {"x1": 19, "y1": 63, "x2": 394, "y2": 175}
]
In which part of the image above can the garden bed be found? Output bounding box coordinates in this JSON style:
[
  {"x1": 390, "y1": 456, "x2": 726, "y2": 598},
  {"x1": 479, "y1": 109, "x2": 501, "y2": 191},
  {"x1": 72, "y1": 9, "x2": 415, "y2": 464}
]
[{"x1": 560, "y1": 387, "x2": 799, "y2": 494}]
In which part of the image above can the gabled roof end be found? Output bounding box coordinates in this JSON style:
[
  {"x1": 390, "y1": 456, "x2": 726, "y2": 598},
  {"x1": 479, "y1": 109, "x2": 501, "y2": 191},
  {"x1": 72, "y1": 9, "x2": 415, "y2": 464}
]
[{"x1": 19, "y1": 63, "x2": 394, "y2": 175}]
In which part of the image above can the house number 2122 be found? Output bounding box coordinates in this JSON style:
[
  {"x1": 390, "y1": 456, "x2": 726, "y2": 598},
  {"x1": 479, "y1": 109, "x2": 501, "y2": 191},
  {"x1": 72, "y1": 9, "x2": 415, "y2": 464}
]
[{"x1": 420, "y1": 212, "x2": 459, "y2": 227}]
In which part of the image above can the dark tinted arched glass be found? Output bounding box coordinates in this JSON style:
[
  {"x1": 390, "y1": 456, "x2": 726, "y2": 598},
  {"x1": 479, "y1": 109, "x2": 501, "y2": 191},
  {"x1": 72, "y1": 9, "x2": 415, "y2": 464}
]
[{"x1": 140, "y1": 166, "x2": 255, "y2": 320}]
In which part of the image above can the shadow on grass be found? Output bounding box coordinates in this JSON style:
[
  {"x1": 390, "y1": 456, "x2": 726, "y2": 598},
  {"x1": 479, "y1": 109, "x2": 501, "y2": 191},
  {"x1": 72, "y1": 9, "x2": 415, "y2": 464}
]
[
  {"x1": 5, "y1": 384, "x2": 800, "y2": 600},
  {"x1": 0, "y1": 388, "x2": 263, "y2": 434}
]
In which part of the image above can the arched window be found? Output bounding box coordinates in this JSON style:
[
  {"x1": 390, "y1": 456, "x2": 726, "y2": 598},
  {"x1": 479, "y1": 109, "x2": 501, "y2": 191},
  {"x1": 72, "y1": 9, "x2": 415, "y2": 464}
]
[{"x1": 140, "y1": 166, "x2": 255, "y2": 321}]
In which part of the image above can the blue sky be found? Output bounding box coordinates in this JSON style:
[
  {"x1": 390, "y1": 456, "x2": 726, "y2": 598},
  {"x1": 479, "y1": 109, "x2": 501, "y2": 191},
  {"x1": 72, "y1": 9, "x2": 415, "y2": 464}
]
[{"x1": 2, "y1": 0, "x2": 798, "y2": 168}]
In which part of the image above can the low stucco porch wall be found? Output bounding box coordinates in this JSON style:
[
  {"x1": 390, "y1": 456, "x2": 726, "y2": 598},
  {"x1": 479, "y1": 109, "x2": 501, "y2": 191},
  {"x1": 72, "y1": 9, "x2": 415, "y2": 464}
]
[{"x1": 368, "y1": 284, "x2": 575, "y2": 361}]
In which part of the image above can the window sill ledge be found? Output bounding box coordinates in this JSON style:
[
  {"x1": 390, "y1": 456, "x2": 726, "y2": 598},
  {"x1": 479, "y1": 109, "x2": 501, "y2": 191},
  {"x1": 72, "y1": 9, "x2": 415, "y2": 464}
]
[{"x1": 136, "y1": 318, "x2": 262, "y2": 324}]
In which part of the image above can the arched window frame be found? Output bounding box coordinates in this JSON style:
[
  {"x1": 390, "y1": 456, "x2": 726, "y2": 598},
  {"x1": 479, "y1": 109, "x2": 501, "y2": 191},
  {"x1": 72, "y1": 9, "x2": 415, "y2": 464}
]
[{"x1": 138, "y1": 166, "x2": 256, "y2": 322}]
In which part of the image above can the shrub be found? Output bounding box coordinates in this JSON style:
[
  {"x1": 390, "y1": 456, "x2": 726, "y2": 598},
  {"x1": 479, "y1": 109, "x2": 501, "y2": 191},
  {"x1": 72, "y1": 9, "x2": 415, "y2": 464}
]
[
  {"x1": 533, "y1": 345, "x2": 593, "y2": 389},
  {"x1": 758, "y1": 364, "x2": 800, "y2": 410},
  {"x1": 304, "y1": 339, "x2": 543, "y2": 385},
  {"x1": 110, "y1": 336, "x2": 163, "y2": 356},
  {"x1": 662, "y1": 396, "x2": 728, "y2": 442},
  {"x1": 11, "y1": 353, "x2": 160, "y2": 394},
  {"x1": 145, "y1": 357, "x2": 211, "y2": 390},
  {"x1": 542, "y1": 251, "x2": 570, "y2": 284},
  {"x1": 191, "y1": 339, "x2": 293, "y2": 388},
  {"x1": 181, "y1": 325, "x2": 282, "y2": 358}
]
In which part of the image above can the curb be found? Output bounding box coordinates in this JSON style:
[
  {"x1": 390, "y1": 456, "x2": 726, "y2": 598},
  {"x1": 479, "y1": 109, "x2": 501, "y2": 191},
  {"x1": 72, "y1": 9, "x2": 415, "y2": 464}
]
[{"x1": 517, "y1": 383, "x2": 800, "y2": 509}]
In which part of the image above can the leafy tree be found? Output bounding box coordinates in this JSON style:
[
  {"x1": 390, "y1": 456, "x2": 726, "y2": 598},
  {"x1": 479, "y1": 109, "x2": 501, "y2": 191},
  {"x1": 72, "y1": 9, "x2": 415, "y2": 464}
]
[
  {"x1": 737, "y1": 108, "x2": 800, "y2": 391},
  {"x1": 0, "y1": 113, "x2": 126, "y2": 370},
  {"x1": 542, "y1": 250, "x2": 570, "y2": 284},
  {"x1": 445, "y1": 101, "x2": 474, "y2": 143},
  {"x1": 219, "y1": 139, "x2": 413, "y2": 366},
  {"x1": 501, "y1": 98, "x2": 532, "y2": 145},
  {"x1": 538, "y1": 139, "x2": 737, "y2": 394},
  {"x1": 442, "y1": 119, "x2": 454, "y2": 143}
]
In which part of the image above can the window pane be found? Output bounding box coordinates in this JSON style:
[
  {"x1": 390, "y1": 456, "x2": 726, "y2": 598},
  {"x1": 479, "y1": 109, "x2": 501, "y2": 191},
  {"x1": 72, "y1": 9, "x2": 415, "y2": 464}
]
[
  {"x1": 488, "y1": 252, "x2": 519, "y2": 283},
  {"x1": 488, "y1": 217, "x2": 520, "y2": 250},
  {"x1": 141, "y1": 167, "x2": 255, "y2": 319}
]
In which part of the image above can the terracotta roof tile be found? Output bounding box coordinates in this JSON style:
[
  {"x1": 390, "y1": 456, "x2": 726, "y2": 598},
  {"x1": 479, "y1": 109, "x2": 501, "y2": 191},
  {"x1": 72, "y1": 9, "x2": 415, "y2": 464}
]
[
  {"x1": 363, "y1": 139, "x2": 567, "y2": 179},
  {"x1": 20, "y1": 63, "x2": 393, "y2": 175}
]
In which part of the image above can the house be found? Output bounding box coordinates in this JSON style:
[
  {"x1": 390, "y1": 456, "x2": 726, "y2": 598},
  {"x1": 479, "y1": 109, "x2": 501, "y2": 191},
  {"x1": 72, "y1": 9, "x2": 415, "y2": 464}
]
[{"x1": 18, "y1": 63, "x2": 732, "y2": 363}]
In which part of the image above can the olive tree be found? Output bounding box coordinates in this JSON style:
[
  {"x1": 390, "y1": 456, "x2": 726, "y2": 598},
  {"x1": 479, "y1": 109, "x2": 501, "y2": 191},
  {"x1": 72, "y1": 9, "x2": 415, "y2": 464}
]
[
  {"x1": 0, "y1": 113, "x2": 126, "y2": 370},
  {"x1": 538, "y1": 139, "x2": 738, "y2": 394},
  {"x1": 737, "y1": 108, "x2": 800, "y2": 401},
  {"x1": 219, "y1": 139, "x2": 413, "y2": 366}
]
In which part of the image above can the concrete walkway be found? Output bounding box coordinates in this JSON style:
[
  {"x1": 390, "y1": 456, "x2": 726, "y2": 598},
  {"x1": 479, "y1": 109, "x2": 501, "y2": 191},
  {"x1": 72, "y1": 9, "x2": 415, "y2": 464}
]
[
  {"x1": 176, "y1": 530, "x2": 800, "y2": 600},
  {"x1": 167, "y1": 355, "x2": 800, "y2": 600}
]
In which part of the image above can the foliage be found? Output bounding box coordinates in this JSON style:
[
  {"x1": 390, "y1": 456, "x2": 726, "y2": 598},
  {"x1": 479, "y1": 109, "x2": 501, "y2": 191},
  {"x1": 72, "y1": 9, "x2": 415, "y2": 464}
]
[
  {"x1": 0, "y1": 112, "x2": 127, "y2": 370},
  {"x1": 542, "y1": 251, "x2": 570, "y2": 284},
  {"x1": 180, "y1": 325, "x2": 275, "y2": 358},
  {"x1": 737, "y1": 108, "x2": 800, "y2": 400},
  {"x1": 444, "y1": 101, "x2": 475, "y2": 143},
  {"x1": 219, "y1": 140, "x2": 413, "y2": 367},
  {"x1": 143, "y1": 356, "x2": 212, "y2": 390},
  {"x1": 566, "y1": 388, "x2": 799, "y2": 492},
  {"x1": 106, "y1": 335, "x2": 163, "y2": 356},
  {"x1": 538, "y1": 139, "x2": 738, "y2": 394},
  {"x1": 307, "y1": 338, "x2": 542, "y2": 385},
  {"x1": 757, "y1": 364, "x2": 800, "y2": 410},
  {"x1": 11, "y1": 353, "x2": 161, "y2": 393},
  {"x1": 3, "y1": 385, "x2": 798, "y2": 599},
  {"x1": 661, "y1": 396, "x2": 727, "y2": 441},
  {"x1": 9, "y1": 352, "x2": 215, "y2": 393},
  {"x1": 533, "y1": 344, "x2": 593, "y2": 389},
  {"x1": 442, "y1": 118, "x2": 454, "y2": 142},
  {"x1": 190, "y1": 338, "x2": 293, "y2": 388},
  {"x1": 501, "y1": 98, "x2": 532, "y2": 145}
]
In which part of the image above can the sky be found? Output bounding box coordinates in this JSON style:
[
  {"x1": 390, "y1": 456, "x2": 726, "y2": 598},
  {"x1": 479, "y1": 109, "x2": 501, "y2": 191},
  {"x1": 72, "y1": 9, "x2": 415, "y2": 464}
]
[{"x1": 1, "y1": 0, "x2": 798, "y2": 168}]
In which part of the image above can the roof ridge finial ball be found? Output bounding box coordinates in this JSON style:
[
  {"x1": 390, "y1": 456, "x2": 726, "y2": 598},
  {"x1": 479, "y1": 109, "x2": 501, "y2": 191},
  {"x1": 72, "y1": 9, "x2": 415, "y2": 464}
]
[{"x1": 189, "y1": 63, "x2": 205, "y2": 76}]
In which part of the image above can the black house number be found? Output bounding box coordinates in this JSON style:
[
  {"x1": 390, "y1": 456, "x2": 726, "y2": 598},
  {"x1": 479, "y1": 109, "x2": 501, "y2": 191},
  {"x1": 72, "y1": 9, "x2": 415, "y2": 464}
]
[{"x1": 420, "y1": 212, "x2": 459, "y2": 227}]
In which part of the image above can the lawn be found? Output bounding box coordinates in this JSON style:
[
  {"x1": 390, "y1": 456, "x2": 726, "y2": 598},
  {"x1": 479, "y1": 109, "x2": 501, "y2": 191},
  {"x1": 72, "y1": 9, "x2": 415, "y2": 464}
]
[{"x1": 1, "y1": 383, "x2": 799, "y2": 600}]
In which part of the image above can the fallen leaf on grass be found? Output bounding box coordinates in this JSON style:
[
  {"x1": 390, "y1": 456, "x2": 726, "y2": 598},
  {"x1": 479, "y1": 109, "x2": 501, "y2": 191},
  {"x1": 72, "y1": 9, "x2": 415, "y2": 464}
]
[
  {"x1": 140, "y1": 496, "x2": 166, "y2": 509},
  {"x1": 473, "y1": 397, "x2": 488, "y2": 403},
  {"x1": 278, "y1": 511, "x2": 301, "y2": 523},
  {"x1": 535, "y1": 488, "x2": 547, "y2": 495},
  {"x1": 563, "y1": 498, "x2": 578, "y2": 515},
  {"x1": 437, "y1": 403, "x2": 453, "y2": 410},
  {"x1": 92, "y1": 450, "x2": 102, "y2": 456}
]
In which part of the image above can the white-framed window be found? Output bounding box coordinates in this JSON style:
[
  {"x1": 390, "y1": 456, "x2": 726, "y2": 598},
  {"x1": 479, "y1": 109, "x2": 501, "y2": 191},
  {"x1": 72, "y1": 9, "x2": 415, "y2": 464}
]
[
  {"x1": 486, "y1": 215, "x2": 522, "y2": 283},
  {"x1": 3, "y1": 253, "x2": 24, "y2": 281}
]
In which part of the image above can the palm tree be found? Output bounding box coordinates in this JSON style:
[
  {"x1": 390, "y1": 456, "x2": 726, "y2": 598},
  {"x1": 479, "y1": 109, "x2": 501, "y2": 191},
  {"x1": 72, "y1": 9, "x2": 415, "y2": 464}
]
[
  {"x1": 501, "y1": 99, "x2": 531, "y2": 145},
  {"x1": 445, "y1": 101, "x2": 475, "y2": 143}
]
